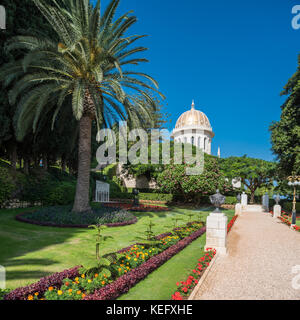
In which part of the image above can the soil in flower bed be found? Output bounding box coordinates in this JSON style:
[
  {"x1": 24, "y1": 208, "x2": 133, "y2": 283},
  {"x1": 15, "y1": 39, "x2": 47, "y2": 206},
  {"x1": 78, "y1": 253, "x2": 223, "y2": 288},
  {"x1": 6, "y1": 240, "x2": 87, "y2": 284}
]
[{"x1": 16, "y1": 206, "x2": 136, "y2": 227}]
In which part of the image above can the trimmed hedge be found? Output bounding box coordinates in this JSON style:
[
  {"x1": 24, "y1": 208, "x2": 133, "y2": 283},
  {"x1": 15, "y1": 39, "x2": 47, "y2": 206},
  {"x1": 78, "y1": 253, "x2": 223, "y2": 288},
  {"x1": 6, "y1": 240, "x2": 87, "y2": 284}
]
[
  {"x1": 139, "y1": 193, "x2": 173, "y2": 202},
  {"x1": 110, "y1": 192, "x2": 173, "y2": 202},
  {"x1": 282, "y1": 202, "x2": 300, "y2": 212},
  {"x1": 224, "y1": 196, "x2": 237, "y2": 205},
  {"x1": 110, "y1": 192, "x2": 237, "y2": 204}
]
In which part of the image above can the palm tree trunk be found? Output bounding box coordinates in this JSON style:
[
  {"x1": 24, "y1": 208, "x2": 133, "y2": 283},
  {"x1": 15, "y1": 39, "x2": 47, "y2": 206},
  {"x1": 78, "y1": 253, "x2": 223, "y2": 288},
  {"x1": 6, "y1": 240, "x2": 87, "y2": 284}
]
[
  {"x1": 61, "y1": 155, "x2": 66, "y2": 172},
  {"x1": 43, "y1": 155, "x2": 48, "y2": 171},
  {"x1": 72, "y1": 115, "x2": 92, "y2": 213},
  {"x1": 24, "y1": 157, "x2": 29, "y2": 175},
  {"x1": 10, "y1": 144, "x2": 17, "y2": 173}
]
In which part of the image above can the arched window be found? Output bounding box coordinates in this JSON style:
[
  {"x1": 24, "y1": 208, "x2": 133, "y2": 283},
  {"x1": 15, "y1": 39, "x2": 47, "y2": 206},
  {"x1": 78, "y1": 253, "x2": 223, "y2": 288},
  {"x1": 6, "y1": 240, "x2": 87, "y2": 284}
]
[{"x1": 191, "y1": 136, "x2": 194, "y2": 145}]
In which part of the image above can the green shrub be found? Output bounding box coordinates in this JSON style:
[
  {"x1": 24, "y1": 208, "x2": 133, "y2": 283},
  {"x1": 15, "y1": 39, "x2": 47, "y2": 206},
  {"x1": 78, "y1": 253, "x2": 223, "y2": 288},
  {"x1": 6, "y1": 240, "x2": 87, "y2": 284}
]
[
  {"x1": 109, "y1": 191, "x2": 173, "y2": 202},
  {"x1": 138, "y1": 193, "x2": 173, "y2": 202},
  {"x1": 44, "y1": 182, "x2": 76, "y2": 206},
  {"x1": 225, "y1": 196, "x2": 237, "y2": 205},
  {"x1": 110, "y1": 192, "x2": 134, "y2": 200},
  {"x1": 19, "y1": 173, "x2": 76, "y2": 206},
  {"x1": 19, "y1": 175, "x2": 52, "y2": 204},
  {"x1": 47, "y1": 167, "x2": 76, "y2": 182},
  {"x1": 283, "y1": 202, "x2": 300, "y2": 212},
  {"x1": 103, "y1": 164, "x2": 117, "y2": 179},
  {"x1": 0, "y1": 167, "x2": 15, "y2": 206},
  {"x1": 0, "y1": 289, "x2": 11, "y2": 300}
]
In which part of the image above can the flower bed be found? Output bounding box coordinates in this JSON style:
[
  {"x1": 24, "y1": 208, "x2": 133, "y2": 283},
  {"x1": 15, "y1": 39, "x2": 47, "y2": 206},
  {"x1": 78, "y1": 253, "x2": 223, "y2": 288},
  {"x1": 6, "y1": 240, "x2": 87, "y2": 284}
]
[
  {"x1": 269, "y1": 210, "x2": 300, "y2": 232},
  {"x1": 104, "y1": 202, "x2": 169, "y2": 212},
  {"x1": 171, "y1": 215, "x2": 238, "y2": 300},
  {"x1": 171, "y1": 249, "x2": 216, "y2": 300},
  {"x1": 227, "y1": 215, "x2": 238, "y2": 233},
  {"x1": 15, "y1": 206, "x2": 138, "y2": 228},
  {"x1": 4, "y1": 222, "x2": 205, "y2": 300},
  {"x1": 4, "y1": 266, "x2": 81, "y2": 300},
  {"x1": 84, "y1": 227, "x2": 206, "y2": 300}
]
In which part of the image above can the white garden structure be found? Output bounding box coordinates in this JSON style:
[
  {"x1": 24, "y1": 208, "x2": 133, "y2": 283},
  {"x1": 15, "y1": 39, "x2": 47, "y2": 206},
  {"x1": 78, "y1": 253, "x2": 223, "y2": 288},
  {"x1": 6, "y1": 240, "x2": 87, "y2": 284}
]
[{"x1": 95, "y1": 181, "x2": 110, "y2": 203}]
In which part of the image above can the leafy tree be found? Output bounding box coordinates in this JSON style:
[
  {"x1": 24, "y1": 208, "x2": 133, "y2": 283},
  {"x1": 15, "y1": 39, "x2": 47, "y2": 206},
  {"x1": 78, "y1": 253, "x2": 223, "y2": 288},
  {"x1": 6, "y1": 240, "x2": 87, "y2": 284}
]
[
  {"x1": 157, "y1": 155, "x2": 233, "y2": 204},
  {"x1": 0, "y1": 0, "x2": 163, "y2": 212},
  {"x1": 0, "y1": 0, "x2": 58, "y2": 171},
  {"x1": 270, "y1": 55, "x2": 300, "y2": 177},
  {"x1": 219, "y1": 156, "x2": 276, "y2": 204}
]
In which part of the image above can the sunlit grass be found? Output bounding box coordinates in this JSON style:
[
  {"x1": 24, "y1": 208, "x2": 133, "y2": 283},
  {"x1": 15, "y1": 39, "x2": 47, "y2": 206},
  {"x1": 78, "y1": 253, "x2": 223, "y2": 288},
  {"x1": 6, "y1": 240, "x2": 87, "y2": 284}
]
[{"x1": 0, "y1": 205, "x2": 234, "y2": 297}]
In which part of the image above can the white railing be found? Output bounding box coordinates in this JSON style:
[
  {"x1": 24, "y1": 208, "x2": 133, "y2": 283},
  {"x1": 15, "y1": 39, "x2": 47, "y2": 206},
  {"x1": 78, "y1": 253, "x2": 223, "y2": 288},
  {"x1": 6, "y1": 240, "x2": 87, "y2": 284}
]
[{"x1": 95, "y1": 181, "x2": 110, "y2": 203}]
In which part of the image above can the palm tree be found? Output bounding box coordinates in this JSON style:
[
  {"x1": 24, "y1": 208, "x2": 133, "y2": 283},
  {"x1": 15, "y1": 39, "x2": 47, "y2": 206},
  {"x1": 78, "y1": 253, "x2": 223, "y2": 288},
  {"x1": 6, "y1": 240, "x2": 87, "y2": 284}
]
[{"x1": 0, "y1": 0, "x2": 164, "y2": 212}]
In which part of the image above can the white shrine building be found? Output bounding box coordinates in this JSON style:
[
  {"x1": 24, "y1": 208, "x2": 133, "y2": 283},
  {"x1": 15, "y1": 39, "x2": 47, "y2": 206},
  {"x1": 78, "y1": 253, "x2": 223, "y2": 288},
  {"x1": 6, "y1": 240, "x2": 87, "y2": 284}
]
[{"x1": 172, "y1": 100, "x2": 215, "y2": 155}]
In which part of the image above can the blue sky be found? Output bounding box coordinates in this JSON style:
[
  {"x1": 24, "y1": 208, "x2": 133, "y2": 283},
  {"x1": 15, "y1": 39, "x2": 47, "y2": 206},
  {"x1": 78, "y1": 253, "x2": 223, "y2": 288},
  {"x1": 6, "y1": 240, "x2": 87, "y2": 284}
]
[{"x1": 94, "y1": 0, "x2": 300, "y2": 161}]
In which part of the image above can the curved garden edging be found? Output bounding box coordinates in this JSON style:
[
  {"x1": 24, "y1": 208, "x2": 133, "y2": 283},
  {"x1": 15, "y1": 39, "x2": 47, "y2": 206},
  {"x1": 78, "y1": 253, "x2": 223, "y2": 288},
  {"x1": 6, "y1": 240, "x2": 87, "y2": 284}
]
[
  {"x1": 83, "y1": 227, "x2": 206, "y2": 300},
  {"x1": 15, "y1": 213, "x2": 138, "y2": 229}
]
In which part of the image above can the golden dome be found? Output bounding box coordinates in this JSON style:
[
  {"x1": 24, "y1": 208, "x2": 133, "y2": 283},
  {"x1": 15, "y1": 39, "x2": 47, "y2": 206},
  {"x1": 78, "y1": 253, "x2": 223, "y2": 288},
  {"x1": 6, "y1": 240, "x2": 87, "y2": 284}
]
[{"x1": 175, "y1": 101, "x2": 211, "y2": 130}]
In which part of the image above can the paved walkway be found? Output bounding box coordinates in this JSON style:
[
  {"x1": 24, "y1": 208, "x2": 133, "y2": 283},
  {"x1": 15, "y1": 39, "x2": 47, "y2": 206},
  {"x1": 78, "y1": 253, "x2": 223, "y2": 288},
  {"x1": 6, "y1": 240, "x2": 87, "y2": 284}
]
[{"x1": 193, "y1": 210, "x2": 300, "y2": 300}]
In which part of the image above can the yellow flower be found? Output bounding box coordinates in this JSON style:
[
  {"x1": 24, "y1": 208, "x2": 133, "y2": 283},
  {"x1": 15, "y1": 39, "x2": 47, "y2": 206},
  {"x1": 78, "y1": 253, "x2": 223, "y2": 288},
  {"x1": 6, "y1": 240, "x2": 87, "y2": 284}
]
[
  {"x1": 134, "y1": 258, "x2": 137, "y2": 261},
  {"x1": 34, "y1": 292, "x2": 39, "y2": 296},
  {"x1": 77, "y1": 290, "x2": 82, "y2": 295},
  {"x1": 75, "y1": 277, "x2": 79, "y2": 281},
  {"x1": 81, "y1": 274, "x2": 85, "y2": 278},
  {"x1": 88, "y1": 279, "x2": 92, "y2": 283},
  {"x1": 101, "y1": 281, "x2": 105, "y2": 285},
  {"x1": 58, "y1": 290, "x2": 63, "y2": 296},
  {"x1": 82, "y1": 294, "x2": 86, "y2": 299},
  {"x1": 68, "y1": 289, "x2": 72, "y2": 293},
  {"x1": 27, "y1": 295, "x2": 33, "y2": 300},
  {"x1": 118, "y1": 268, "x2": 122, "y2": 272}
]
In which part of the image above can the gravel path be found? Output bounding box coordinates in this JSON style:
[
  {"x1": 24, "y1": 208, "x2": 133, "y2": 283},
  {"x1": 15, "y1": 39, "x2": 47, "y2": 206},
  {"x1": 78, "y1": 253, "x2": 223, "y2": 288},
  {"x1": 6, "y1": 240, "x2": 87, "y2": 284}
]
[{"x1": 193, "y1": 210, "x2": 300, "y2": 300}]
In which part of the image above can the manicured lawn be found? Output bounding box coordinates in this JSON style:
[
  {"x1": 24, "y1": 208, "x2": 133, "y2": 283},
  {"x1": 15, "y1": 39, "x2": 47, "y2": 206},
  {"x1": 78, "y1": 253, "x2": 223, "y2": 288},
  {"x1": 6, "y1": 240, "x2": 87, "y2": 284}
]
[
  {"x1": 0, "y1": 205, "x2": 234, "y2": 297},
  {"x1": 118, "y1": 234, "x2": 207, "y2": 300}
]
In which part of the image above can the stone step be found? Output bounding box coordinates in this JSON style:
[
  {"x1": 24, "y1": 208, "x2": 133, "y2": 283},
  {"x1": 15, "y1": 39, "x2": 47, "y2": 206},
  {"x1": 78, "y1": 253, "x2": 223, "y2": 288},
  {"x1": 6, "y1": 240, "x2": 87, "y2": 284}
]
[{"x1": 242, "y1": 205, "x2": 264, "y2": 212}]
